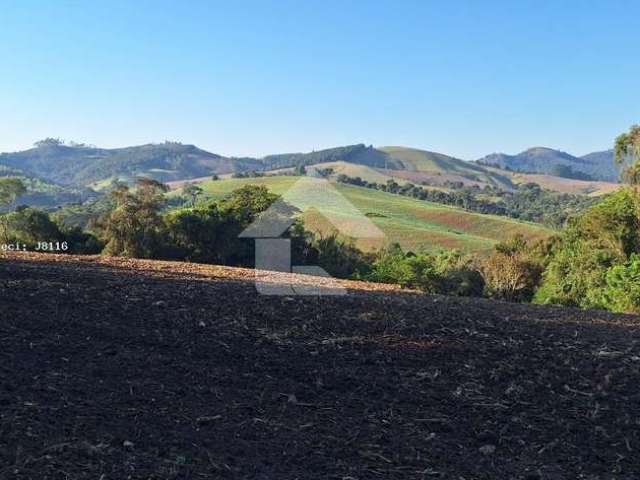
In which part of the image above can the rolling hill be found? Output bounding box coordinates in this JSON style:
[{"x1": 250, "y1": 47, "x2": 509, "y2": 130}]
[
  {"x1": 374, "y1": 146, "x2": 514, "y2": 189},
  {"x1": 504, "y1": 172, "x2": 620, "y2": 197},
  {"x1": 0, "y1": 140, "x2": 619, "y2": 195},
  {"x1": 480, "y1": 164, "x2": 621, "y2": 197},
  {"x1": 0, "y1": 165, "x2": 98, "y2": 210},
  {"x1": 264, "y1": 145, "x2": 515, "y2": 189},
  {"x1": 301, "y1": 161, "x2": 619, "y2": 197},
  {"x1": 0, "y1": 141, "x2": 263, "y2": 186},
  {"x1": 477, "y1": 147, "x2": 619, "y2": 182},
  {"x1": 182, "y1": 176, "x2": 552, "y2": 253},
  {"x1": 0, "y1": 142, "x2": 521, "y2": 191}
]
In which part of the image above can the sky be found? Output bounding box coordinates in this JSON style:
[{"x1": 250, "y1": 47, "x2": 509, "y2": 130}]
[{"x1": 0, "y1": 0, "x2": 639, "y2": 159}]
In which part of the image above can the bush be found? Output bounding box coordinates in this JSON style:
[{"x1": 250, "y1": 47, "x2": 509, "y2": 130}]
[
  {"x1": 534, "y1": 189, "x2": 640, "y2": 309},
  {"x1": 480, "y1": 251, "x2": 543, "y2": 302},
  {"x1": 0, "y1": 207, "x2": 101, "y2": 254},
  {"x1": 432, "y1": 250, "x2": 484, "y2": 297},
  {"x1": 532, "y1": 235, "x2": 614, "y2": 308},
  {"x1": 480, "y1": 236, "x2": 543, "y2": 302},
  {"x1": 362, "y1": 245, "x2": 483, "y2": 296},
  {"x1": 601, "y1": 254, "x2": 640, "y2": 313},
  {"x1": 163, "y1": 205, "x2": 223, "y2": 263},
  {"x1": 59, "y1": 225, "x2": 103, "y2": 254},
  {"x1": 2, "y1": 207, "x2": 64, "y2": 247},
  {"x1": 163, "y1": 185, "x2": 281, "y2": 267},
  {"x1": 304, "y1": 232, "x2": 370, "y2": 279}
]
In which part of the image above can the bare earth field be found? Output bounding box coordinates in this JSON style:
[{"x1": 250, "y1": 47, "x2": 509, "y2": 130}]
[
  {"x1": 1, "y1": 253, "x2": 640, "y2": 479},
  {"x1": 508, "y1": 173, "x2": 621, "y2": 197}
]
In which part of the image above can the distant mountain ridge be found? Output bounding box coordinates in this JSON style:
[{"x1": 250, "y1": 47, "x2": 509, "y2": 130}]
[
  {"x1": 476, "y1": 147, "x2": 619, "y2": 182},
  {"x1": 0, "y1": 139, "x2": 620, "y2": 188},
  {"x1": 0, "y1": 141, "x2": 263, "y2": 186}
]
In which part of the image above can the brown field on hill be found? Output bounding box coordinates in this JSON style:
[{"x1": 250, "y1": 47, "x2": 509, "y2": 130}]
[
  {"x1": 511, "y1": 173, "x2": 621, "y2": 196},
  {"x1": 1, "y1": 252, "x2": 640, "y2": 478},
  {"x1": 376, "y1": 168, "x2": 490, "y2": 187}
]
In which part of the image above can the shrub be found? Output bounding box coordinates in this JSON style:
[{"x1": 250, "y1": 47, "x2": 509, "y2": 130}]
[
  {"x1": 480, "y1": 235, "x2": 543, "y2": 302},
  {"x1": 3, "y1": 207, "x2": 64, "y2": 247},
  {"x1": 0, "y1": 207, "x2": 101, "y2": 254},
  {"x1": 362, "y1": 245, "x2": 483, "y2": 296},
  {"x1": 304, "y1": 232, "x2": 370, "y2": 279},
  {"x1": 532, "y1": 235, "x2": 614, "y2": 309},
  {"x1": 533, "y1": 189, "x2": 640, "y2": 309},
  {"x1": 480, "y1": 251, "x2": 543, "y2": 302},
  {"x1": 601, "y1": 254, "x2": 640, "y2": 313}
]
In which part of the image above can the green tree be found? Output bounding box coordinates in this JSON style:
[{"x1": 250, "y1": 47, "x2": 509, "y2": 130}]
[
  {"x1": 293, "y1": 164, "x2": 307, "y2": 176},
  {"x1": 615, "y1": 124, "x2": 640, "y2": 186},
  {"x1": 3, "y1": 207, "x2": 63, "y2": 247},
  {"x1": 534, "y1": 189, "x2": 640, "y2": 309},
  {"x1": 0, "y1": 178, "x2": 27, "y2": 242},
  {"x1": 601, "y1": 254, "x2": 640, "y2": 313},
  {"x1": 164, "y1": 185, "x2": 281, "y2": 266},
  {"x1": 0, "y1": 177, "x2": 27, "y2": 208},
  {"x1": 164, "y1": 204, "x2": 224, "y2": 263},
  {"x1": 100, "y1": 178, "x2": 169, "y2": 258},
  {"x1": 34, "y1": 137, "x2": 63, "y2": 148},
  {"x1": 183, "y1": 183, "x2": 204, "y2": 206}
]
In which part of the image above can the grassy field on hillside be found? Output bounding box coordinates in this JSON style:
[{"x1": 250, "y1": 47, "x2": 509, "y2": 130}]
[
  {"x1": 377, "y1": 146, "x2": 514, "y2": 189},
  {"x1": 186, "y1": 176, "x2": 552, "y2": 253},
  {"x1": 308, "y1": 161, "x2": 399, "y2": 184}
]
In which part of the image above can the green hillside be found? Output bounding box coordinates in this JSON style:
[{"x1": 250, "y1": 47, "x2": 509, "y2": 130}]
[
  {"x1": 264, "y1": 145, "x2": 514, "y2": 189},
  {"x1": 379, "y1": 146, "x2": 484, "y2": 174},
  {"x1": 375, "y1": 146, "x2": 514, "y2": 189},
  {"x1": 0, "y1": 166, "x2": 98, "y2": 210},
  {"x1": 185, "y1": 176, "x2": 552, "y2": 253},
  {"x1": 0, "y1": 140, "x2": 262, "y2": 186},
  {"x1": 306, "y1": 161, "x2": 400, "y2": 184}
]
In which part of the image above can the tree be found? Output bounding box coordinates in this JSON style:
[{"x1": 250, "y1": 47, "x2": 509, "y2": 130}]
[
  {"x1": 293, "y1": 164, "x2": 307, "y2": 176},
  {"x1": 576, "y1": 189, "x2": 640, "y2": 257},
  {"x1": 183, "y1": 183, "x2": 203, "y2": 206},
  {"x1": 100, "y1": 178, "x2": 169, "y2": 258},
  {"x1": 0, "y1": 177, "x2": 26, "y2": 208},
  {"x1": 601, "y1": 254, "x2": 640, "y2": 313},
  {"x1": 615, "y1": 124, "x2": 640, "y2": 186},
  {"x1": 533, "y1": 189, "x2": 640, "y2": 309},
  {"x1": 164, "y1": 204, "x2": 224, "y2": 263},
  {"x1": 2, "y1": 207, "x2": 63, "y2": 247},
  {"x1": 34, "y1": 138, "x2": 64, "y2": 148},
  {"x1": 0, "y1": 178, "x2": 27, "y2": 242},
  {"x1": 164, "y1": 185, "x2": 282, "y2": 266}
]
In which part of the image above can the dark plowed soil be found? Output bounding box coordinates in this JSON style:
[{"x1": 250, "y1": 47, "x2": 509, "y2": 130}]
[{"x1": 1, "y1": 253, "x2": 640, "y2": 479}]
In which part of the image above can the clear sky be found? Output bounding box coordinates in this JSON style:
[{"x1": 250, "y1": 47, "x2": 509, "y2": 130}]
[{"x1": 1, "y1": 0, "x2": 638, "y2": 159}]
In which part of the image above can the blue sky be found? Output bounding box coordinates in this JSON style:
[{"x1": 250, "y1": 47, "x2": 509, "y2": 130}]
[{"x1": 0, "y1": 0, "x2": 638, "y2": 159}]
